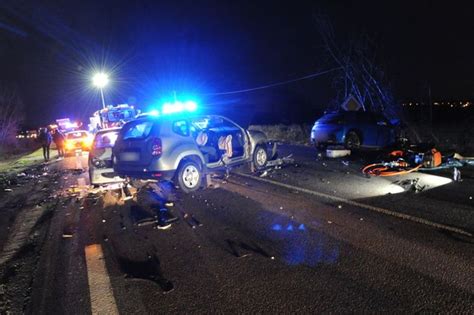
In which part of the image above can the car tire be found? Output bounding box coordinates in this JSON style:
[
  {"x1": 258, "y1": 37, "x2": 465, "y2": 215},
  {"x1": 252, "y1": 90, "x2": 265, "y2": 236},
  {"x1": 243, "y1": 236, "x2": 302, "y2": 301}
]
[
  {"x1": 253, "y1": 145, "x2": 268, "y2": 171},
  {"x1": 345, "y1": 131, "x2": 361, "y2": 149},
  {"x1": 176, "y1": 160, "x2": 202, "y2": 193}
]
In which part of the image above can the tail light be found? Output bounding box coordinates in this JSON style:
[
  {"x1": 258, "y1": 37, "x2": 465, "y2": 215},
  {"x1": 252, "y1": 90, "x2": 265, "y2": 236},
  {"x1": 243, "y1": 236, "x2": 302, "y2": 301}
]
[
  {"x1": 91, "y1": 156, "x2": 107, "y2": 168},
  {"x1": 151, "y1": 138, "x2": 162, "y2": 156}
]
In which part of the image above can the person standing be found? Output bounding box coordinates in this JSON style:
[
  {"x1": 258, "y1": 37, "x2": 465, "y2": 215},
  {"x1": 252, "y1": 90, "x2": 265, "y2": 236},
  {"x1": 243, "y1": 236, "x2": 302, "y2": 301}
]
[
  {"x1": 38, "y1": 127, "x2": 52, "y2": 161},
  {"x1": 52, "y1": 129, "x2": 65, "y2": 157}
]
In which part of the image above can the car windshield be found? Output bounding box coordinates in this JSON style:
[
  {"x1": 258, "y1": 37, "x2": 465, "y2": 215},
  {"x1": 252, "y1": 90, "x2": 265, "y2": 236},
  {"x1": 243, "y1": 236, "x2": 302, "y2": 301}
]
[
  {"x1": 122, "y1": 120, "x2": 154, "y2": 140},
  {"x1": 318, "y1": 113, "x2": 342, "y2": 124},
  {"x1": 94, "y1": 130, "x2": 119, "y2": 148},
  {"x1": 66, "y1": 131, "x2": 88, "y2": 139}
]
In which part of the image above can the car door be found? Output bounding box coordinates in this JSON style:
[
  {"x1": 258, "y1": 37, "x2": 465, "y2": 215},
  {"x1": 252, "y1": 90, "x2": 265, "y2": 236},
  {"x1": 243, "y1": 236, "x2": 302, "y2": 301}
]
[
  {"x1": 353, "y1": 112, "x2": 377, "y2": 146},
  {"x1": 373, "y1": 114, "x2": 393, "y2": 147}
]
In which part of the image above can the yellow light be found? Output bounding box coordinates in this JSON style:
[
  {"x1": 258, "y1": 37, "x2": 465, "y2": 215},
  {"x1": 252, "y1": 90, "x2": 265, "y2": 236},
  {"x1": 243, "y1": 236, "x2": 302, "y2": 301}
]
[
  {"x1": 84, "y1": 136, "x2": 93, "y2": 148},
  {"x1": 65, "y1": 141, "x2": 74, "y2": 150}
]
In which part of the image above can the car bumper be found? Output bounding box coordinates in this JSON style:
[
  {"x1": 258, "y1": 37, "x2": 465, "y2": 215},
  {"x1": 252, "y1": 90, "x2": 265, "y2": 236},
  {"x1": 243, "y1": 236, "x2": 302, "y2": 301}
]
[
  {"x1": 114, "y1": 168, "x2": 176, "y2": 181},
  {"x1": 311, "y1": 128, "x2": 343, "y2": 145},
  {"x1": 89, "y1": 167, "x2": 124, "y2": 185}
]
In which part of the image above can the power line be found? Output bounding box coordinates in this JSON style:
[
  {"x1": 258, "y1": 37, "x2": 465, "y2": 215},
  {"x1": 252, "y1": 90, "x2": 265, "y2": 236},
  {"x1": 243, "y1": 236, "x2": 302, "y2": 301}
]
[{"x1": 204, "y1": 67, "x2": 341, "y2": 96}]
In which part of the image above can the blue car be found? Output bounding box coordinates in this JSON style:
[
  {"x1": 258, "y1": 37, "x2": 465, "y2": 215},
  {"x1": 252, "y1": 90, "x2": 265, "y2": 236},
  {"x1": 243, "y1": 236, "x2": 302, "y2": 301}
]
[{"x1": 310, "y1": 111, "x2": 397, "y2": 149}]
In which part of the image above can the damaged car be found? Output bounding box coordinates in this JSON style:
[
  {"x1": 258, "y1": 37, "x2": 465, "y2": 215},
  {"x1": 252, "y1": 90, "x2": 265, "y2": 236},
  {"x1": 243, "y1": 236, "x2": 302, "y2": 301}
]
[
  {"x1": 89, "y1": 128, "x2": 124, "y2": 187},
  {"x1": 310, "y1": 111, "x2": 399, "y2": 149},
  {"x1": 112, "y1": 114, "x2": 277, "y2": 192}
]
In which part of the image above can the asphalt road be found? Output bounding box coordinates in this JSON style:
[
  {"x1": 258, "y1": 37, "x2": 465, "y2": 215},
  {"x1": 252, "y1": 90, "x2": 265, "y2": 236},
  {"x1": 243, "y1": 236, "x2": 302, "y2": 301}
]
[{"x1": 0, "y1": 145, "x2": 473, "y2": 313}]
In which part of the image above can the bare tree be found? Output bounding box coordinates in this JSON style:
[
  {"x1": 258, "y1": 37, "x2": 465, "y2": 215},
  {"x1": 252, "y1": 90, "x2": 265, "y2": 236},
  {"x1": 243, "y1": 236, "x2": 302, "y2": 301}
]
[
  {"x1": 0, "y1": 86, "x2": 24, "y2": 149},
  {"x1": 315, "y1": 14, "x2": 400, "y2": 120}
]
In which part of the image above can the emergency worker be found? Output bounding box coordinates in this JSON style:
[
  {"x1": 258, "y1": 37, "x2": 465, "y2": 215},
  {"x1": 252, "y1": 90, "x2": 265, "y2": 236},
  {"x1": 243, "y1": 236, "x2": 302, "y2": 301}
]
[
  {"x1": 52, "y1": 129, "x2": 65, "y2": 157},
  {"x1": 38, "y1": 127, "x2": 52, "y2": 161}
]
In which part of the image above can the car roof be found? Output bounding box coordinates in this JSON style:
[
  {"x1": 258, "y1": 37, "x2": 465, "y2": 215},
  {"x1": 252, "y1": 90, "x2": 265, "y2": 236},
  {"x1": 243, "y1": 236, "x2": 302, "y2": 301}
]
[{"x1": 65, "y1": 130, "x2": 89, "y2": 134}]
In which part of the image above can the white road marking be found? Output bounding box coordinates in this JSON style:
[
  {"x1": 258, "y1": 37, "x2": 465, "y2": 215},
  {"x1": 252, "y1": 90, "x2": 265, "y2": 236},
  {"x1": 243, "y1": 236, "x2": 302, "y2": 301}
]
[
  {"x1": 235, "y1": 172, "x2": 473, "y2": 237},
  {"x1": 85, "y1": 244, "x2": 119, "y2": 315}
]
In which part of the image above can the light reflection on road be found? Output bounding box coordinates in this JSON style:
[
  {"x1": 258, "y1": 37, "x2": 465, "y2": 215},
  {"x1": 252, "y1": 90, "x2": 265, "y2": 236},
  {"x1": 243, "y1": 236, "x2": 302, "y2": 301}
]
[{"x1": 268, "y1": 217, "x2": 339, "y2": 267}]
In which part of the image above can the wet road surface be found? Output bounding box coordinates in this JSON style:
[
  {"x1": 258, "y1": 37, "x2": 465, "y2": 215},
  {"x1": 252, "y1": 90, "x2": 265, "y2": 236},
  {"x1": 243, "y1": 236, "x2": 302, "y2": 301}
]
[{"x1": 0, "y1": 147, "x2": 473, "y2": 313}]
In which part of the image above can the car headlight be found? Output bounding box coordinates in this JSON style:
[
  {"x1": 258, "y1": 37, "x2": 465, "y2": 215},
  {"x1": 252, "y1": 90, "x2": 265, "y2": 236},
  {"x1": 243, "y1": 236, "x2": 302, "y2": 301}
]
[{"x1": 65, "y1": 141, "x2": 74, "y2": 150}]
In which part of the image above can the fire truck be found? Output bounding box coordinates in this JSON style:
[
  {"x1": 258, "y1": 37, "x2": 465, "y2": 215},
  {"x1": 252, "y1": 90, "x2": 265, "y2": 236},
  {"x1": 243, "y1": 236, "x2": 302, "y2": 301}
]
[{"x1": 89, "y1": 104, "x2": 138, "y2": 132}]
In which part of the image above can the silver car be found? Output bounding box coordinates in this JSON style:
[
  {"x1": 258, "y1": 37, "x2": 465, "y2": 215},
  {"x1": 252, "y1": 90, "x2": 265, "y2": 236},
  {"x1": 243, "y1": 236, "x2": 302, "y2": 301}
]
[
  {"x1": 88, "y1": 128, "x2": 124, "y2": 187},
  {"x1": 113, "y1": 114, "x2": 277, "y2": 192}
]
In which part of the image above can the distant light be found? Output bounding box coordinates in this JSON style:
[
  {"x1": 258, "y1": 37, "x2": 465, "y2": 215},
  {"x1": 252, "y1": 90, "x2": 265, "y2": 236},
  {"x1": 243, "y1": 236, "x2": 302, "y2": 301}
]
[
  {"x1": 92, "y1": 72, "x2": 109, "y2": 88},
  {"x1": 65, "y1": 122, "x2": 78, "y2": 129}
]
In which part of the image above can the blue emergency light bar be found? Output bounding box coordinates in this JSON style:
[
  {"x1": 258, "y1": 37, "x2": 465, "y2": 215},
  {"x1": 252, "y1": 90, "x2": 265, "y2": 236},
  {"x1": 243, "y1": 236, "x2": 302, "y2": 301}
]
[{"x1": 162, "y1": 100, "x2": 197, "y2": 114}]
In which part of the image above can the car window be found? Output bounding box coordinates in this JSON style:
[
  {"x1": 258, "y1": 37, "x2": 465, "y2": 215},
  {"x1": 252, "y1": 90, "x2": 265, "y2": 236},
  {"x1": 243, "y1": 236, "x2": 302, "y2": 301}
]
[
  {"x1": 208, "y1": 117, "x2": 240, "y2": 132},
  {"x1": 94, "y1": 130, "x2": 119, "y2": 148},
  {"x1": 318, "y1": 113, "x2": 343, "y2": 124},
  {"x1": 67, "y1": 131, "x2": 88, "y2": 139},
  {"x1": 172, "y1": 120, "x2": 189, "y2": 137},
  {"x1": 122, "y1": 120, "x2": 154, "y2": 140},
  {"x1": 355, "y1": 112, "x2": 375, "y2": 123}
]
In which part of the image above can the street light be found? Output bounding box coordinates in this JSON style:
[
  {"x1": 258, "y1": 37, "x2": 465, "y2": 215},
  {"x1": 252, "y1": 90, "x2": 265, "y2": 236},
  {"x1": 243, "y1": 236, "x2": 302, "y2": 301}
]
[{"x1": 92, "y1": 72, "x2": 109, "y2": 109}]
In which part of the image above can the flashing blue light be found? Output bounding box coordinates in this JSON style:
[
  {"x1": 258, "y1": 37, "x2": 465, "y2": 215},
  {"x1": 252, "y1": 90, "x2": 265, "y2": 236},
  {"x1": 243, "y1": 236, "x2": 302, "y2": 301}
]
[
  {"x1": 272, "y1": 224, "x2": 282, "y2": 231},
  {"x1": 161, "y1": 100, "x2": 198, "y2": 115},
  {"x1": 149, "y1": 109, "x2": 160, "y2": 116},
  {"x1": 184, "y1": 100, "x2": 197, "y2": 112}
]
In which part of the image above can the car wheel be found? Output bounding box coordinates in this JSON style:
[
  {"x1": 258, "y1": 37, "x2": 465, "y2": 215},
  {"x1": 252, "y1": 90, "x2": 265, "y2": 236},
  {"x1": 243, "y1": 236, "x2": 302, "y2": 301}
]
[
  {"x1": 253, "y1": 145, "x2": 268, "y2": 171},
  {"x1": 345, "y1": 131, "x2": 361, "y2": 149},
  {"x1": 177, "y1": 160, "x2": 202, "y2": 193}
]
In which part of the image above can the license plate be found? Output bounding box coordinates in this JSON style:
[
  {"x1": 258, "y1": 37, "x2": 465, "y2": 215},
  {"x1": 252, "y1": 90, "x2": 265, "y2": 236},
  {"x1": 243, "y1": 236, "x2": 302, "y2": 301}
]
[{"x1": 121, "y1": 152, "x2": 139, "y2": 161}]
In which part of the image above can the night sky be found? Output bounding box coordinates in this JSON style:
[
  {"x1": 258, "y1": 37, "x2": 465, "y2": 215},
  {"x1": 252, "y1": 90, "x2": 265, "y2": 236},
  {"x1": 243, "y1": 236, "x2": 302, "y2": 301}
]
[{"x1": 0, "y1": 1, "x2": 473, "y2": 126}]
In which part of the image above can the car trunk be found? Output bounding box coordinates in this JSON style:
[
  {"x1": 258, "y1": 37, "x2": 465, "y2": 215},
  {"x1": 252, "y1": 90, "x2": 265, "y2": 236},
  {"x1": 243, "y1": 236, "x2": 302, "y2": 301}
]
[{"x1": 116, "y1": 120, "x2": 159, "y2": 167}]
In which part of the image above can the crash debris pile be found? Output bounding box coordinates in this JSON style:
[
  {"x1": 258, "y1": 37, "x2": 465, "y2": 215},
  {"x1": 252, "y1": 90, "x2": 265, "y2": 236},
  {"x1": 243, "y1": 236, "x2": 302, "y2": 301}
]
[{"x1": 362, "y1": 148, "x2": 474, "y2": 177}]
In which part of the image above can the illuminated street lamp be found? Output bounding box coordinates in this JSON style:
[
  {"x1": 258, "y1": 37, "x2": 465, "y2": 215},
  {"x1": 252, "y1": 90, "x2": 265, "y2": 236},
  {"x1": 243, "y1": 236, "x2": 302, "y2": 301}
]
[{"x1": 92, "y1": 72, "x2": 109, "y2": 109}]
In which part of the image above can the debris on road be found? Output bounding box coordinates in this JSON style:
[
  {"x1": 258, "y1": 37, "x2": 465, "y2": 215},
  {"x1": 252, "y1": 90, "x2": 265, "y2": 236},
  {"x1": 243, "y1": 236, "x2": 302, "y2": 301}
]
[
  {"x1": 363, "y1": 148, "x2": 474, "y2": 177},
  {"x1": 453, "y1": 167, "x2": 462, "y2": 182},
  {"x1": 326, "y1": 146, "x2": 351, "y2": 158},
  {"x1": 266, "y1": 154, "x2": 294, "y2": 167},
  {"x1": 180, "y1": 210, "x2": 202, "y2": 229},
  {"x1": 394, "y1": 178, "x2": 425, "y2": 193}
]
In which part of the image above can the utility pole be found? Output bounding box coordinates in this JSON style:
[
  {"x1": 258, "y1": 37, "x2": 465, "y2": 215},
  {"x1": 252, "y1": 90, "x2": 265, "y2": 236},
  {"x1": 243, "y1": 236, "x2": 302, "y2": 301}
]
[{"x1": 100, "y1": 88, "x2": 106, "y2": 109}]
